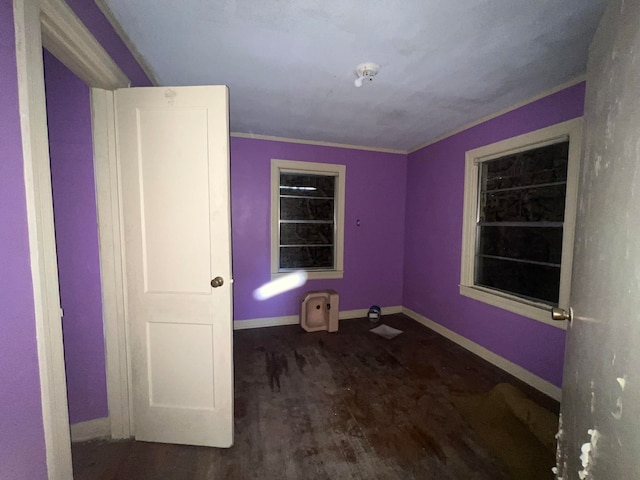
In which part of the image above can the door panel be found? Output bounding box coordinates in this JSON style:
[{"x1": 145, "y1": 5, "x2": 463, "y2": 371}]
[
  {"x1": 115, "y1": 86, "x2": 233, "y2": 447},
  {"x1": 147, "y1": 322, "x2": 215, "y2": 409},
  {"x1": 137, "y1": 107, "x2": 211, "y2": 294}
]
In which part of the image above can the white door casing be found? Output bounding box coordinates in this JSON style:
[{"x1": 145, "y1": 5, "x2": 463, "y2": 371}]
[
  {"x1": 15, "y1": 0, "x2": 132, "y2": 477},
  {"x1": 115, "y1": 86, "x2": 234, "y2": 447}
]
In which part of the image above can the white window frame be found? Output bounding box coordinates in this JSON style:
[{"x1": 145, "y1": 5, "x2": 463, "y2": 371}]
[
  {"x1": 271, "y1": 159, "x2": 346, "y2": 280},
  {"x1": 460, "y1": 118, "x2": 583, "y2": 329}
]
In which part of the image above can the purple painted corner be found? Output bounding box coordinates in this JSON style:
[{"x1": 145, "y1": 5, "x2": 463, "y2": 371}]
[{"x1": 0, "y1": 0, "x2": 151, "y2": 476}]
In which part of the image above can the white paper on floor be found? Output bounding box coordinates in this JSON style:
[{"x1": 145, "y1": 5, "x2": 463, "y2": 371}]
[{"x1": 369, "y1": 324, "x2": 403, "y2": 340}]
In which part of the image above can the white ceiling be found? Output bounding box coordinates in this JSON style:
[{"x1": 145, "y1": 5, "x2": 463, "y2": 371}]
[{"x1": 102, "y1": 0, "x2": 608, "y2": 152}]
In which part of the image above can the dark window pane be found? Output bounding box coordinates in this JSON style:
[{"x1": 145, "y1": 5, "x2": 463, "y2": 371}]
[
  {"x1": 280, "y1": 197, "x2": 334, "y2": 221},
  {"x1": 480, "y1": 184, "x2": 567, "y2": 222},
  {"x1": 483, "y1": 141, "x2": 569, "y2": 191},
  {"x1": 475, "y1": 256, "x2": 560, "y2": 304},
  {"x1": 280, "y1": 223, "x2": 333, "y2": 246},
  {"x1": 280, "y1": 173, "x2": 335, "y2": 198},
  {"x1": 280, "y1": 246, "x2": 334, "y2": 269},
  {"x1": 477, "y1": 226, "x2": 563, "y2": 265},
  {"x1": 278, "y1": 171, "x2": 337, "y2": 271},
  {"x1": 474, "y1": 140, "x2": 569, "y2": 304}
]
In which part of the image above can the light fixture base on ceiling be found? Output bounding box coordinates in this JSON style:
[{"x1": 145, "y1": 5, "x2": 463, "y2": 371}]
[{"x1": 354, "y1": 62, "x2": 379, "y2": 87}]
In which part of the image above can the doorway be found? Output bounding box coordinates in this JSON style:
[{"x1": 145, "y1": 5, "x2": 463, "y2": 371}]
[
  {"x1": 16, "y1": 2, "x2": 235, "y2": 476},
  {"x1": 14, "y1": 0, "x2": 131, "y2": 477},
  {"x1": 43, "y1": 48, "x2": 110, "y2": 441}
]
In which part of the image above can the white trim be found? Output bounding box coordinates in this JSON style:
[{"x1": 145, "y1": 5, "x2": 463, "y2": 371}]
[
  {"x1": 234, "y1": 315, "x2": 299, "y2": 330},
  {"x1": 459, "y1": 286, "x2": 567, "y2": 330},
  {"x1": 91, "y1": 89, "x2": 131, "y2": 439},
  {"x1": 39, "y1": 0, "x2": 130, "y2": 90},
  {"x1": 94, "y1": 0, "x2": 160, "y2": 86},
  {"x1": 407, "y1": 76, "x2": 586, "y2": 154},
  {"x1": 231, "y1": 132, "x2": 407, "y2": 155},
  {"x1": 70, "y1": 417, "x2": 111, "y2": 443},
  {"x1": 15, "y1": 0, "x2": 135, "y2": 476},
  {"x1": 231, "y1": 79, "x2": 585, "y2": 157},
  {"x1": 339, "y1": 305, "x2": 403, "y2": 320},
  {"x1": 270, "y1": 270, "x2": 344, "y2": 280},
  {"x1": 233, "y1": 306, "x2": 403, "y2": 330},
  {"x1": 270, "y1": 159, "x2": 346, "y2": 279},
  {"x1": 459, "y1": 118, "x2": 583, "y2": 329},
  {"x1": 402, "y1": 307, "x2": 561, "y2": 401},
  {"x1": 14, "y1": 1, "x2": 73, "y2": 478}
]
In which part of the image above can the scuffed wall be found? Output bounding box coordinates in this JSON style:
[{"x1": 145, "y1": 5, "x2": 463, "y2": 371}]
[{"x1": 555, "y1": 0, "x2": 640, "y2": 478}]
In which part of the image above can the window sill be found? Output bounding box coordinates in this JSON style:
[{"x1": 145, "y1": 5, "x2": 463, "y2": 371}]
[
  {"x1": 459, "y1": 285, "x2": 567, "y2": 330},
  {"x1": 271, "y1": 270, "x2": 344, "y2": 281}
]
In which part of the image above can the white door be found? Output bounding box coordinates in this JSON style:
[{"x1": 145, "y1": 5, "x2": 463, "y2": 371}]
[
  {"x1": 115, "y1": 86, "x2": 233, "y2": 447},
  {"x1": 555, "y1": 1, "x2": 639, "y2": 477}
]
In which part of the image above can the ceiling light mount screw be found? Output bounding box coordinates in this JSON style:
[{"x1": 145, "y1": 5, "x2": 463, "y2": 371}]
[{"x1": 354, "y1": 62, "x2": 380, "y2": 87}]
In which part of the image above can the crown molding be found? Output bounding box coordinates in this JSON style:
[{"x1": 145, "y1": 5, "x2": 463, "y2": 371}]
[
  {"x1": 40, "y1": 0, "x2": 130, "y2": 89},
  {"x1": 407, "y1": 75, "x2": 586, "y2": 154},
  {"x1": 230, "y1": 132, "x2": 407, "y2": 155}
]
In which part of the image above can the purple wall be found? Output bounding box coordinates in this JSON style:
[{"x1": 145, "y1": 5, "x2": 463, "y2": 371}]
[
  {"x1": 52, "y1": 0, "x2": 149, "y2": 426},
  {"x1": 0, "y1": 0, "x2": 149, "y2": 476},
  {"x1": 0, "y1": 1, "x2": 47, "y2": 478},
  {"x1": 403, "y1": 83, "x2": 586, "y2": 388},
  {"x1": 0, "y1": 1, "x2": 583, "y2": 476},
  {"x1": 44, "y1": 50, "x2": 108, "y2": 424},
  {"x1": 231, "y1": 138, "x2": 407, "y2": 321},
  {"x1": 49, "y1": 0, "x2": 149, "y2": 426}
]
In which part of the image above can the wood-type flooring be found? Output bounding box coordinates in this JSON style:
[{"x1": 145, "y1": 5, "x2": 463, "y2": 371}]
[{"x1": 72, "y1": 314, "x2": 558, "y2": 479}]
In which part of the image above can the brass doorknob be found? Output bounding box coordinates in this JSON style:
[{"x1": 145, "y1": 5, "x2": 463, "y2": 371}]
[
  {"x1": 551, "y1": 306, "x2": 572, "y2": 322},
  {"x1": 210, "y1": 276, "x2": 224, "y2": 288}
]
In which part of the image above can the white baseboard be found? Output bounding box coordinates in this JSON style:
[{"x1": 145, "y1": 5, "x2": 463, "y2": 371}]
[
  {"x1": 340, "y1": 305, "x2": 402, "y2": 320},
  {"x1": 233, "y1": 305, "x2": 403, "y2": 330},
  {"x1": 402, "y1": 307, "x2": 562, "y2": 401},
  {"x1": 234, "y1": 314, "x2": 299, "y2": 330},
  {"x1": 70, "y1": 417, "x2": 111, "y2": 442}
]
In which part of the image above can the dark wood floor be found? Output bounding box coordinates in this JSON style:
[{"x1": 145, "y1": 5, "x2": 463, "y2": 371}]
[{"x1": 72, "y1": 314, "x2": 558, "y2": 479}]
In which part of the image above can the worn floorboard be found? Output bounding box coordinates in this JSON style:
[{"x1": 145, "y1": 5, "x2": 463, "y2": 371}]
[{"x1": 72, "y1": 314, "x2": 558, "y2": 479}]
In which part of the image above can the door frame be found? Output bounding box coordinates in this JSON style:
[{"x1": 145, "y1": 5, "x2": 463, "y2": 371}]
[
  {"x1": 90, "y1": 89, "x2": 133, "y2": 440},
  {"x1": 14, "y1": 0, "x2": 130, "y2": 477}
]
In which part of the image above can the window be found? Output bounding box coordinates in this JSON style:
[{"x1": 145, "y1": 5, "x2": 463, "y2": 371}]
[
  {"x1": 460, "y1": 118, "x2": 582, "y2": 326},
  {"x1": 271, "y1": 159, "x2": 345, "y2": 279}
]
